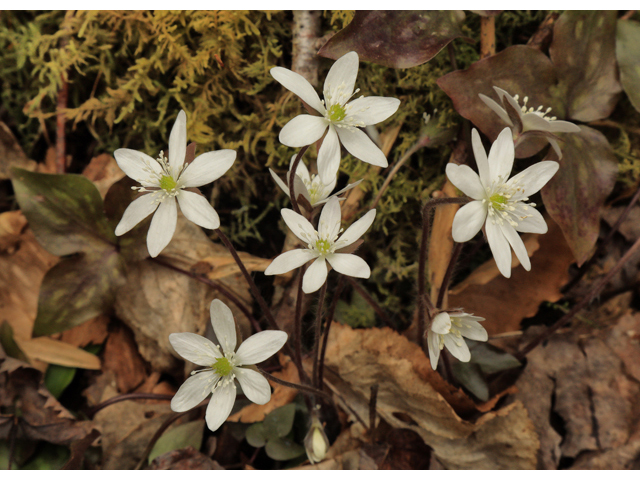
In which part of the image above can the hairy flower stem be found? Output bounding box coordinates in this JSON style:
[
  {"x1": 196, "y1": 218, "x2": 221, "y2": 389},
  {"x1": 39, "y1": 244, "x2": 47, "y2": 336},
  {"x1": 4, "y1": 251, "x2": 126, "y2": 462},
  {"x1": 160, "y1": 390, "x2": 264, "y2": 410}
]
[
  {"x1": 562, "y1": 184, "x2": 640, "y2": 295},
  {"x1": 517, "y1": 233, "x2": 640, "y2": 361},
  {"x1": 87, "y1": 393, "x2": 174, "y2": 418},
  {"x1": 294, "y1": 266, "x2": 311, "y2": 384},
  {"x1": 151, "y1": 257, "x2": 261, "y2": 332},
  {"x1": 344, "y1": 277, "x2": 393, "y2": 328},
  {"x1": 288, "y1": 145, "x2": 310, "y2": 215},
  {"x1": 416, "y1": 197, "x2": 470, "y2": 351},
  {"x1": 312, "y1": 282, "x2": 328, "y2": 389},
  {"x1": 436, "y1": 242, "x2": 463, "y2": 309},
  {"x1": 317, "y1": 275, "x2": 344, "y2": 390},
  {"x1": 215, "y1": 229, "x2": 301, "y2": 371},
  {"x1": 258, "y1": 367, "x2": 333, "y2": 402}
]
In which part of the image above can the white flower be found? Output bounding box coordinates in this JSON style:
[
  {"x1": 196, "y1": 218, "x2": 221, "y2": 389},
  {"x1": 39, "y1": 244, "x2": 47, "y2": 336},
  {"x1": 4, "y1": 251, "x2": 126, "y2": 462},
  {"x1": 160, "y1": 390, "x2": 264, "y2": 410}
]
[
  {"x1": 446, "y1": 127, "x2": 559, "y2": 278},
  {"x1": 427, "y1": 311, "x2": 488, "y2": 370},
  {"x1": 479, "y1": 86, "x2": 580, "y2": 158},
  {"x1": 169, "y1": 299, "x2": 288, "y2": 432},
  {"x1": 269, "y1": 155, "x2": 362, "y2": 208},
  {"x1": 271, "y1": 51, "x2": 400, "y2": 184},
  {"x1": 114, "y1": 110, "x2": 236, "y2": 257},
  {"x1": 264, "y1": 196, "x2": 375, "y2": 293},
  {"x1": 304, "y1": 415, "x2": 330, "y2": 464}
]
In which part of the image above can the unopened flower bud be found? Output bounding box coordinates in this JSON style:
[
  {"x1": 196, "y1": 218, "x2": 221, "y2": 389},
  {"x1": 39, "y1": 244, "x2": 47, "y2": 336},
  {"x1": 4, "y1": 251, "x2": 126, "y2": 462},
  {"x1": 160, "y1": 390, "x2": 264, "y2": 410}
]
[{"x1": 304, "y1": 415, "x2": 329, "y2": 464}]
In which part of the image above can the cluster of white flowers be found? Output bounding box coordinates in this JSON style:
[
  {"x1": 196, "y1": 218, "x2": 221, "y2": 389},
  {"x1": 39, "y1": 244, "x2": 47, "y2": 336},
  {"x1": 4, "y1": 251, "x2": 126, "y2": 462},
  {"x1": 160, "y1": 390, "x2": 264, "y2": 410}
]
[{"x1": 110, "y1": 52, "x2": 571, "y2": 441}]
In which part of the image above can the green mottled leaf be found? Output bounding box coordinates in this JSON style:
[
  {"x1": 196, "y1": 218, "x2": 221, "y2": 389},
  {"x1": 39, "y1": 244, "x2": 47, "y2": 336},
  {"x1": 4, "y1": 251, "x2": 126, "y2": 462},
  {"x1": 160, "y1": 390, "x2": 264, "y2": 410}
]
[
  {"x1": 469, "y1": 342, "x2": 521, "y2": 375},
  {"x1": 11, "y1": 168, "x2": 117, "y2": 256},
  {"x1": 33, "y1": 250, "x2": 126, "y2": 336},
  {"x1": 437, "y1": 45, "x2": 560, "y2": 158},
  {"x1": 263, "y1": 403, "x2": 296, "y2": 439},
  {"x1": 44, "y1": 364, "x2": 76, "y2": 399},
  {"x1": 246, "y1": 422, "x2": 267, "y2": 448},
  {"x1": 541, "y1": 126, "x2": 618, "y2": 266},
  {"x1": 148, "y1": 420, "x2": 205, "y2": 463},
  {"x1": 550, "y1": 11, "x2": 622, "y2": 122},
  {"x1": 452, "y1": 362, "x2": 489, "y2": 402},
  {"x1": 265, "y1": 436, "x2": 305, "y2": 461},
  {"x1": 319, "y1": 11, "x2": 468, "y2": 69},
  {"x1": 616, "y1": 19, "x2": 640, "y2": 113}
]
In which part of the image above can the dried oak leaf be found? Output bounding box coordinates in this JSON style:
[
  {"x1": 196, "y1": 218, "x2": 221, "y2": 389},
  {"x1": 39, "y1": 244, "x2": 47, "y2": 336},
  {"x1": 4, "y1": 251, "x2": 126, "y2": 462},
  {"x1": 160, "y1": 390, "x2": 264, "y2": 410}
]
[
  {"x1": 0, "y1": 351, "x2": 95, "y2": 445},
  {"x1": 448, "y1": 217, "x2": 574, "y2": 336},
  {"x1": 324, "y1": 323, "x2": 538, "y2": 469}
]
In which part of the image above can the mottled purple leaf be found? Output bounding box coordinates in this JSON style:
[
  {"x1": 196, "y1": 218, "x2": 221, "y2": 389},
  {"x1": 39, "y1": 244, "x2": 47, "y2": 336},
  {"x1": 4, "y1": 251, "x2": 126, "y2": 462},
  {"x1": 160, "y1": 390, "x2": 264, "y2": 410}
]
[
  {"x1": 550, "y1": 11, "x2": 622, "y2": 122},
  {"x1": 541, "y1": 126, "x2": 618, "y2": 266},
  {"x1": 616, "y1": 19, "x2": 640, "y2": 114},
  {"x1": 437, "y1": 45, "x2": 561, "y2": 157},
  {"x1": 318, "y1": 11, "x2": 468, "y2": 69},
  {"x1": 33, "y1": 250, "x2": 126, "y2": 336}
]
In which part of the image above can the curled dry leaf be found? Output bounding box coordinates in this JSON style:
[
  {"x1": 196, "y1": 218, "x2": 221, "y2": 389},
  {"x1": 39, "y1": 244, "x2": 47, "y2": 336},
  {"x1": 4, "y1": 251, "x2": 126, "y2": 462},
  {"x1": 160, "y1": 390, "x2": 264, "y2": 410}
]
[
  {"x1": 324, "y1": 323, "x2": 539, "y2": 469},
  {"x1": 449, "y1": 218, "x2": 574, "y2": 337}
]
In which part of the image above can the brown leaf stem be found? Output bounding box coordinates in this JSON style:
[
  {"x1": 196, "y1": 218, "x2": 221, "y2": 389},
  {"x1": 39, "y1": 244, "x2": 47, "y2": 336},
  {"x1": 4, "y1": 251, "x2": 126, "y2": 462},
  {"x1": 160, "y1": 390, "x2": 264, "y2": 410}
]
[
  {"x1": 436, "y1": 242, "x2": 463, "y2": 309},
  {"x1": 312, "y1": 281, "x2": 328, "y2": 389},
  {"x1": 257, "y1": 367, "x2": 333, "y2": 402},
  {"x1": 317, "y1": 275, "x2": 344, "y2": 391}
]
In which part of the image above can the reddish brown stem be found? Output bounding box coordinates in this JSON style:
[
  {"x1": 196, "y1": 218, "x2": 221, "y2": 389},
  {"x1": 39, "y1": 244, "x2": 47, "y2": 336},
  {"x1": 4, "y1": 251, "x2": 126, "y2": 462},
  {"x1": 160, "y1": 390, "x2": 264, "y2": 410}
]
[
  {"x1": 317, "y1": 275, "x2": 344, "y2": 390},
  {"x1": 56, "y1": 74, "x2": 68, "y2": 173}
]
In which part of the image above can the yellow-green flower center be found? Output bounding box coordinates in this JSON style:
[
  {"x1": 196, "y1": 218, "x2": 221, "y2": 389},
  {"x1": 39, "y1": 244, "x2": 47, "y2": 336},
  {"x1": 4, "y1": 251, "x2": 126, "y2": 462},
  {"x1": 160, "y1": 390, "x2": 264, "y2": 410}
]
[
  {"x1": 160, "y1": 175, "x2": 177, "y2": 191},
  {"x1": 490, "y1": 193, "x2": 507, "y2": 211},
  {"x1": 212, "y1": 357, "x2": 233, "y2": 376},
  {"x1": 328, "y1": 104, "x2": 347, "y2": 122},
  {"x1": 315, "y1": 239, "x2": 331, "y2": 255}
]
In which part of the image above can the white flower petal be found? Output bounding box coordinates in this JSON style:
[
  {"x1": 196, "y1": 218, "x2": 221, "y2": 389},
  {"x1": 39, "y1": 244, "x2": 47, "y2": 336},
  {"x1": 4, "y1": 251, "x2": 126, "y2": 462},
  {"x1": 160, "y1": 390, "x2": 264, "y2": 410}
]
[
  {"x1": 337, "y1": 127, "x2": 388, "y2": 168},
  {"x1": 515, "y1": 207, "x2": 548, "y2": 234},
  {"x1": 445, "y1": 163, "x2": 485, "y2": 200},
  {"x1": 332, "y1": 178, "x2": 363, "y2": 198},
  {"x1": 176, "y1": 190, "x2": 220, "y2": 230},
  {"x1": 459, "y1": 320, "x2": 488, "y2": 342},
  {"x1": 179, "y1": 150, "x2": 236, "y2": 188},
  {"x1": 324, "y1": 51, "x2": 359, "y2": 104},
  {"x1": 485, "y1": 219, "x2": 512, "y2": 278},
  {"x1": 507, "y1": 161, "x2": 559, "y2": 197},
  {"x1": 488, "y1": 127, "x2": 515, "y2": 182},
  {"x1": 478, "y1": 93, "x2": 512, "y2": 126},
  {"x1": 427, "y1": 330, "x2": 441, "y2": 370},
  {"x1": 235, "y1": 330, "x2": 288, "y2": 366},
  {"x1": 281, "y1": 208, "x2": 317, "y2": 243},
  {"x1": 521, "y1": 113, "x2": 553, "y2": 132},
  {"x1": 495, "y1": 87, "x2": 523, "y2": 120},
  {"x1": 279, "y1": 115, "x2": 329, "y2": 148},
  {"x1": 548, "y1": 120, "x2": 581, "y2": 133},
  {"x1": 265, "y1": 249, "x2": 318, "y2": 276},
  {"x1": 348, "y1": 96, "x2": 401, "y2": 125},
  {"x1": 471, "y1": 129, "x2": 490, "y2": 187},
  {"x1": 443, "y1": 334, "x2": 471, "y2": 363},
  {"x1": 337, "y1": 209, "x2": 375, "y2": 248},
  {"x1": 169, "y1": 332, "x2": 221, "y2": 366},
  {"x1": 234, "y1": 367, "x2": 272, "y2": 405},
  {"x1": 269, "y1": 168, "x2": 290, "y2": 196},
  {"x1": 210, "y1": 299, "x2": 237, "y2": 354},
  {"x1": 114, "y1": 148, "x2": 162, "y2": 187},
  {"x1": 501, "y1": 223, "x2": 531, "y2": 271},
  {"x1": 317, "y1": 126, "x2": 341, "y2": 184},
  {"x1": 168, "y1": 110, "x2": 187, "y2": 176},
  {"x1": 326, "y1": 253, "x2": 370, "y2": 278},
  {"x1": 171, "y1": 371, "x2": 217, "y2": 412},
  {"x1": 318, "y1": 197, "x2": 342, "y2": 240},
  {"x1": 115, "y1": 193, "x2": 159, "y2": 236},
  {"x1": 548, "y1": 138, "x2": 563, "y2": 160},
  {"x1": 270, "y1": 67, "x2": 325, "y2": 113},
  {"x1": 147, "y1": 198, "x2": 177, "y2": 258},
  {"x1": 451, "y1": 201, "x2": 487, "y2": 243},
  {"x1": 431, "y1": 312, "x2": 452, "y2": 335},
  {"x1": 205, "y1": 382, "x2": 236, "y2": 432},
  {"x1": 291, "y1": 155, "x2": 311, "y2": 183},
  {"x1": 302, "y1": 257, "x2": 328, "y2": 293}
]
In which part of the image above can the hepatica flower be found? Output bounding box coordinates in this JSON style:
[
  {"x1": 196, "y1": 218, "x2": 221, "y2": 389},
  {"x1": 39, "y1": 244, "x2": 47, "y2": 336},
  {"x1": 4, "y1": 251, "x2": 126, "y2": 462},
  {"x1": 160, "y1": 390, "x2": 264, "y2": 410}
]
[
  {"x1": 269, "y1": 155, "x2": 362, "y2": 208},
  {"x1": 446, "y1": 127, "x2": 559, "y2": 278},
  {"x1": 169, "y1": 300, "x2": 287, "y2": 432},
  {"x1": 264, "y1": 196, "x2": 376, "y2": 293},
  {"x1": 479, "y1": 86, "x2": 580, "y2": 158},
  {"x1": 427, "y1": 311, "x2": 487, "y2": 370},
  {"x1": 271, "y1": 51, "x2": 400, "y2": 183},
  {"x1": 114, "y1": 110, "x2": 236, "y2": 257}
]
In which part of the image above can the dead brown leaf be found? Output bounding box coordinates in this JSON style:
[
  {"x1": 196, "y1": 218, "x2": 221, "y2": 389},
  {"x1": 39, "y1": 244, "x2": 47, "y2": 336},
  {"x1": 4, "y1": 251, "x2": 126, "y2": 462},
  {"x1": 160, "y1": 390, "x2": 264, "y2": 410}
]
[
  {"x1": 191, "y1": 251, "x2": 271, "y2": 281},
  {"x1": 0, "y1": 121, "x2": 36, "y2": 180},
  {"x1": 59, "y1": 314, "x2": 110, "y2": 348},
  {"x1": 0, "y1": 210, "x2": 27, "y2": 253},
  {"x1": 103, "y1": 322, "x2": 149, "y2": 393},
  {"x1": 324, "y1": 323, "x2": 539, "y2": 469},
  {"x1": 81, "y1": 153, "x2": 126, "y2": 198},
  {"x1": 148, "y1": 446, "x2": 224, "y2": 470},
  {"x1": 449, "y1": 218, "x2": 574, "y2": 336},
  {"x1": 228, "y1": 353, "x2": 299, "y2": 423},
  {"x1": 15, "y1": 337, "x2": 100, "y2": 370}
]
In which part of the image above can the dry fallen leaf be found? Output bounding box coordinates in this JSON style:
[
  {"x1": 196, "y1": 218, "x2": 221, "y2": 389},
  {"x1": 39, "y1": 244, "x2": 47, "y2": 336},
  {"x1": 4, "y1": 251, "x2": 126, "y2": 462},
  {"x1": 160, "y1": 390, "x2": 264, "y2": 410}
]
[
  {"x1": 149, "y1": 446, "x2": 224, "y2": 470},
  {"x1": 324, "y1": 323, "x2": 539, "y2": 469},
  {"x1": 103, "y1": 322, "x2": 149, "y2": 393},
  {"x1": 0, "y1": 210, "x2": 28, "y2": 253},
  {"x1": 449, "y1": 218, "x2": 574, "y2": 336},
  {"x1": 59, "y1": 314, "x2": 110, "y2": 348},
  {"x1": 191, "y1": 251, "x2": 271, "y2": 281},
  {"x1": 81, "y1": 153, "x2": 126, "y2": 198},
  {"x1": 15, "y1": 337, "x2": 100, "y2": 370}
]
